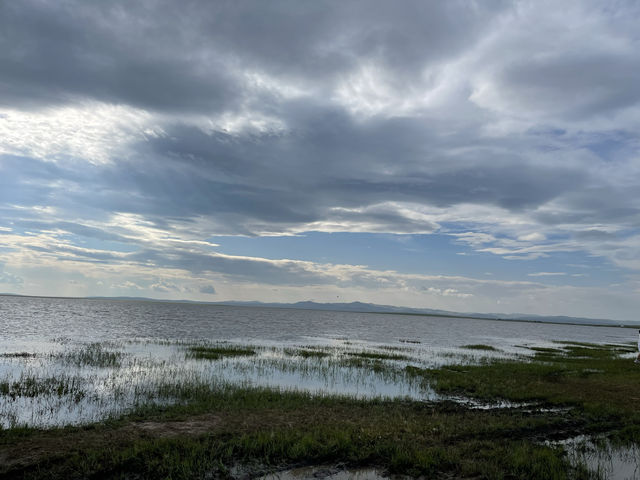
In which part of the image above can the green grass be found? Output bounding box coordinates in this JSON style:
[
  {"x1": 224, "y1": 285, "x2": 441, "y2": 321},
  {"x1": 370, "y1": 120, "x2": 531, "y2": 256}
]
[
  {"x1": 56, "y1": 343, "x2": 124, "y2": 367},
  {"x1": 0, "y1": 375, "x2": 86, "y2": 401},
  {"x1": 186, "y1": 345, "x2": 257, "y2": 360},
  {"x1": 417, "y1": 343, "x2": 640, "y2": 416},
  {"x1": 461, "y1": 344, "x2": 499, "y2": 351},
  {"x1": 345, "y1": 351, "x2": 410, "y2": 361},
  {"x1": 283, "y1": 348, "x2": 331, "y2": 358},
  {"x1": 0, "y1": 387, "x2": 593, "y2": 479}
]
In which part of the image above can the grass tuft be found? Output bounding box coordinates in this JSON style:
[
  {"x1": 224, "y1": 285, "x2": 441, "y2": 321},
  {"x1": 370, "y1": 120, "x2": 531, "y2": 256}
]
[
  {"x1": 461, "y1": 344, "x2": 499, "y2": 351},
  {"x1": 186, "y1": 345, "x2": 257, "y2": 360},
  {"x1": 56, "y1": 343, "x2": 124, "y2": 368},
  {"x1": 344, "y1": 351, "x2": 410, "y2": 361}
]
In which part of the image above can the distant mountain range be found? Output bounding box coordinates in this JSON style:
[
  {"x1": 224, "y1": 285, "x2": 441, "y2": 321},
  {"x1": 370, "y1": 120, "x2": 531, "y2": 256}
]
[
  {"x1": 88, "y1": 296, "x2": 637, "y2": 327},
  {"x1": 2, "y1": 293, "x2": 636, "y2": 327},
  {"x1": 209, "y1": 300, "x2": 637, "y2": 327}
]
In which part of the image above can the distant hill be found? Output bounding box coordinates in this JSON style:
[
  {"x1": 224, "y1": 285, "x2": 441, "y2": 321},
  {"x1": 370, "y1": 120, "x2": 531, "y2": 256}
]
[{"x1": 214, "y1": 300, "x2": 635, "y2": 327}]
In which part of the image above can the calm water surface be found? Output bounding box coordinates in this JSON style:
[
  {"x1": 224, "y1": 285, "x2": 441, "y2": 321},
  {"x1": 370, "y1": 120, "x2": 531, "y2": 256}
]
[{"x1": 0, "y1": 295, "x2": 634, "y2": 347}]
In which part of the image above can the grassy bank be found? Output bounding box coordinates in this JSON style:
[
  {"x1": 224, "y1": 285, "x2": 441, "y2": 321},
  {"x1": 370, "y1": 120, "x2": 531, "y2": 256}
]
[{"x1": 1, "y1": 342, "x2": 638, "y2": 479}]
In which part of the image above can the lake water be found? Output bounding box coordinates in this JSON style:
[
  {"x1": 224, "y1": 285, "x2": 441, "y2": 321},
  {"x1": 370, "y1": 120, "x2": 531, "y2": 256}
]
[
  {"x1": 0, "y1": 295, "x2": 637, "y2": 429},
  {"x1": 1, "y1": 295, "x2": 634, "y2": 347}
]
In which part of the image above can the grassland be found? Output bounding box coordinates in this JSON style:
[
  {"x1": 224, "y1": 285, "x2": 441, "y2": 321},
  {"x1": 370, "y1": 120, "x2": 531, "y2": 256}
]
[{"x1": 0, "y1": 341, "x2": 639, "y2": 479}]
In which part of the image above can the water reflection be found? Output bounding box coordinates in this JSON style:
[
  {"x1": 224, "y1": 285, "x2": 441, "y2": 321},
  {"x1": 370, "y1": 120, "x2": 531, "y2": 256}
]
[
  {"x1": 0, "y1": 339, "x2": 442, "y2": 428},
  {"x1": 555, "y1": 436, "x2": 639, "y2": 480}
]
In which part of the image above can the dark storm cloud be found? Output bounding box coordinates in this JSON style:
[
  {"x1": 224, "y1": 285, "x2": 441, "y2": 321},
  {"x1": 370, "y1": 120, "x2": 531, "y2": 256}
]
[
  {"x1": 2, "y1": 116, "x2": 592, "y2": 240},
  {"x1": 0, "y1": 0, "x2": 507, "y2": 112},
  {"x1": 492, "y1": 53, "x2": 640, "y2": 119},
  {"x1": 127, "y1": 115, "x2": 589, "y2": 229},
  {"x1": 0, "y1": 113, "x2": 596, "y2": 240},
  {"x1": 0, "y1": 1, "x2": 237, "y2": 112}
]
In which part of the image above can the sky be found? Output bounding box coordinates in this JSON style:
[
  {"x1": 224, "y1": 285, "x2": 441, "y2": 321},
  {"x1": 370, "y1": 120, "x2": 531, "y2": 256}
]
[{"x1": 1, "y1": 1, "x2": 640, "y2": 321}]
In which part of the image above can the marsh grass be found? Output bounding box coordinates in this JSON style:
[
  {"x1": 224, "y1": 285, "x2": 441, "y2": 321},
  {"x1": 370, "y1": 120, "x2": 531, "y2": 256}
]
[
  {"x1": 462, "y1": 344, "x2": 499, "y2": 351},
  {"x1": 282, "y1": 347, "x2": 332, "y2": 359},
  {"x1": 186, "y1": 345, "x2": 257, "y2": 360},
  {"x1": 345, "y1": 351, "x2": 410, "y2": 361},
  {"x1": 0, "y1": 386, "x2": 594, "y2": 480},
  {"x1": 0, "y1": 375, "x2": 86, "y2": 401},
  {"x1": 56, "y1": 343, "x2": 124, "y2": 368},
  {"x1": 421, "y1": 343, "x2": 640, "y2": 415},
  {"x1": 1, "y1": 338, "x2": 637, "y2": 479}
]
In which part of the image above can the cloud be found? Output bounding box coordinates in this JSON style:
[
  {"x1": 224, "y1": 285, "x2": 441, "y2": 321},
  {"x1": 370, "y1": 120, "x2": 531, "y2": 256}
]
[
  {"x1": 0, "y1": 269, "x2": 23, "y2": 285},
  {"x1": 0, "y1": 1, "x2": 508, "y2": 113},
  {"x1": 111, "y1": 281, "x2": 144, "y2": 290},
  {"x1": 423, "y1": 287, "x2": 473, "y2": 298},
  {"x1": 1, "y1": 1, "x2": 640, "y2": 319},
  {"x1": 199, "y1": 285, "x2": 216, "y2": 295},
  {"x1": 527, "y1": 272, "x2": 567, "y2": 277},
  {"x1": 150, "y1": 280, "x2": 181, "y2": 293}
]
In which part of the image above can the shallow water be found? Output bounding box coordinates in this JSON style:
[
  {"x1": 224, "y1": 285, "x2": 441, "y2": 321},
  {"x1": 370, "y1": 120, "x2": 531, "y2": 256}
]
[
  {"x1": 258, "y1": 466, "x2": 394, "y2": 479},
  {"x1": 0, "y1": 339, "x2": 439, "y2": 428},
  {"x1": 555, "y1": 436, "x2": 640, "y2": 480}
]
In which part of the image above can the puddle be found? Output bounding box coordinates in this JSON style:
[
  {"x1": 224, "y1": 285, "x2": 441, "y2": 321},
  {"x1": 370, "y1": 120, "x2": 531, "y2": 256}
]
[
  {"x1": 256, "y1": 465, "x2": 405, "y2": 479},
  {"x1": 553, "y1": 436, "x2": 640, "y2": 480}
]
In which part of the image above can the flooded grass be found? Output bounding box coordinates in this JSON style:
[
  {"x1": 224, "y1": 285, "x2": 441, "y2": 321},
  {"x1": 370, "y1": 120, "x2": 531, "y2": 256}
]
[
  {"x1": 462, "y1": 344, "x2": 500, "y2": 351},
  {"x1": 422, "y1": 343, "x2": 640, "y2": 411},
  {"x1": 0, "y1": 352, "x2": 37, "y2": 358},
  {"x1": 345, "y1": 350, "x2": 410, "y2": 361},
  {"x1": 186, "y1": 345, "x2": 257, "y2": 360},
  {"x1": 552, "y1": 435, "x2": 640, "y2": 480},
  {"x1": 0, "y1": 375, "x2": 86, "y2": 401},
  {"x1": 283, "y1": 348, "x2": 331, "y2": 358},
  {"x1": 55, "y1": 342, "x2": 124, "y2": 368},
  {"x1": 0, "y1": 338, "x2": 638, "y2": 478}
]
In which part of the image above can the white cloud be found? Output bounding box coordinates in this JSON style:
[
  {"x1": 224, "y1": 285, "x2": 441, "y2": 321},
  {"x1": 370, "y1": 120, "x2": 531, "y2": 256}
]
[
  {"x1": 0, "y1": 269, "x2": 23, "y2": 285},
  {"x1": 151, "y1": 280, "x2": 181, "y2": 293},
  {"x1": 528, "y1": 272, "x2": 566, "y2": 277},
  {"x1": 0, "y1": 103, "x2": 159, "y2": 165},
  {"x1": 111, "y1": 281, "x2": 144, "y2": 290},
  {"x1": 518, "y1": 232, "x2": 545, "y2": 242}
]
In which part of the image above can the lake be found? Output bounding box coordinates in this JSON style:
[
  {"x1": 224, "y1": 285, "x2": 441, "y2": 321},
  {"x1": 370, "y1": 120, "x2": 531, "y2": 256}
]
[{"x1": 1, "y1": 295, "x2": 633, "y2": 346}]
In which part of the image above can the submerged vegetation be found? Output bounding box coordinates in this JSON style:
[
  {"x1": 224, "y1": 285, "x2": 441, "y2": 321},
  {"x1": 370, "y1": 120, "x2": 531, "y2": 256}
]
[
  {"x1": 345, "y1": 350, "x2": 410, "y2": 361},
  {"x1": 1, "y1": 337, "x2": 639, "y2": 478},
  {"x1": 186, "y1": 345, "x2": 257, "y2": 360},
  {"x1": 462, "y1": 344, "x2": 499, "y2": 351},
  {"x1": 55, "y1": 342, "x2": 124, "y2": 368}
]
